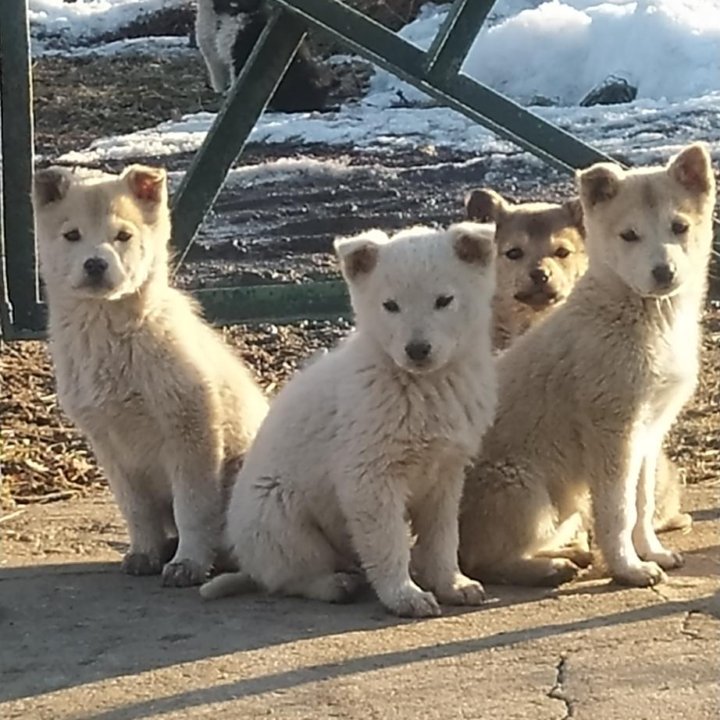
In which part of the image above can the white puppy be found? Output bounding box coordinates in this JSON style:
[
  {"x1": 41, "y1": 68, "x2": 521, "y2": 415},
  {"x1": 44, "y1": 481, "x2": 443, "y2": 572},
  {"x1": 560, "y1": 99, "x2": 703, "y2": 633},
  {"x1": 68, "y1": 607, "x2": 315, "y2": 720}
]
[
  {"x1": 33, "y1": 165, "x2": 269, "y2": 587},
  {"x1": 201, "y1": 223, "x2": 498, "y2": 616}
]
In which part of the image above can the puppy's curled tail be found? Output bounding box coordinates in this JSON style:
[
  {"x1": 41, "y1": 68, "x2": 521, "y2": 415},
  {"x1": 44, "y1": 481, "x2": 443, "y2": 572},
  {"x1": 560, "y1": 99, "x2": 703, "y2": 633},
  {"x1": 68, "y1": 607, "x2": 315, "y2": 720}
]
[{"x1": 199, "y1": 571, "x2": 257, "y2": 600}]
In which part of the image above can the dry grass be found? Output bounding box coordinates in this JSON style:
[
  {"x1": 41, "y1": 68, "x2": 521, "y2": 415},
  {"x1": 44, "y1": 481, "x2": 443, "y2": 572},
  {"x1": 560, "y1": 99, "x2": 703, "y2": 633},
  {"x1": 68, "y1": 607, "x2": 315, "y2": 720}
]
[
  {"x1": 33, "y1": 54, "x2": 220, "y2": 159},
  {"x1": 2, "y1": 308, "x2": 719, "y2": 509},
  {"x1": 1, "y1": 321, "x2": 347, "y2": 508}
]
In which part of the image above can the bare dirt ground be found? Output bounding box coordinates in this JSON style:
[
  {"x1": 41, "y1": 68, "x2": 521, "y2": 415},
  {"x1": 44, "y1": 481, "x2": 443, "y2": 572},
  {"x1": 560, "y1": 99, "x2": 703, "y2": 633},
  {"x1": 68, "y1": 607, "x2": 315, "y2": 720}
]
[{"x1": 2, "y1": 15, "x2": 720, "y2": 719}]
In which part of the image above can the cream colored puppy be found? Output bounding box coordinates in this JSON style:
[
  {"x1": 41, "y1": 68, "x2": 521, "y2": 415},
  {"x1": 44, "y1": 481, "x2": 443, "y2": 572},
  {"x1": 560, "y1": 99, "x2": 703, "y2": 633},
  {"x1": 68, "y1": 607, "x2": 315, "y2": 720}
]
[
  {"x1": 466, "y1": 189, "x2": 691, "y2": 534},
  {"x1": 459, "y1": 143, "x2": 715, "y2": 588},
  {"x1": 33, "y1": 165, "x2": 268, "y2": 587},
  {"x1": 201, "y1": 223, "x2": 498, "y2": 617}
]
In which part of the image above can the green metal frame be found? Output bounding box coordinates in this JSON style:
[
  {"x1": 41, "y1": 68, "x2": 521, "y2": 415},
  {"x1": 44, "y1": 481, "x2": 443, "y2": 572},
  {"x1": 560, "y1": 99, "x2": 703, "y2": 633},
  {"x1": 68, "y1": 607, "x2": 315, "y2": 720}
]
[
  {"x1": 1, "y1": 0, "x2": 717, "y2": 339},
  {"x1": 0, "y1": 0, "x2": 41, "y2": 338}
]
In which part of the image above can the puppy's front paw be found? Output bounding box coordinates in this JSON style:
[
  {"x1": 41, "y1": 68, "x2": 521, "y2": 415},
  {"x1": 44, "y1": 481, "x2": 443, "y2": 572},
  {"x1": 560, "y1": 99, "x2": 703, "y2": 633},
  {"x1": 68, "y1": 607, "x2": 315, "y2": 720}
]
[
  {"x1": 434, "y1": 574, "x2": 486, "y2": 606},
  {"x1": 162, "y1": 559, "x2": 208, "y2": 587},
  {"x1": 613, "y1": 561, "x2": 667, "y2": 587},
  {"x1": 385, "y1": 582, "x2": 441, "y2": 618},
  {"x1": 641, "y1": 549, "x2": 684, "y2": 570},
  {"x1": 122, "y1": 552, "x2": 163, "y2": 576}
]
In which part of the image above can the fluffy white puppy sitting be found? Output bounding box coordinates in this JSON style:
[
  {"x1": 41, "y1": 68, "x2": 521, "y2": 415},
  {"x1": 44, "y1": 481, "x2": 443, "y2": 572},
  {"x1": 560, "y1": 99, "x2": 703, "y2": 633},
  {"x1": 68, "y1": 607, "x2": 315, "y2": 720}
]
[
  {"x1": 33, "y1": 165, "x2": 268, "y2": 587},
  {"x1": 201, "y1": 223, "x2": 498, "y2": 617}
]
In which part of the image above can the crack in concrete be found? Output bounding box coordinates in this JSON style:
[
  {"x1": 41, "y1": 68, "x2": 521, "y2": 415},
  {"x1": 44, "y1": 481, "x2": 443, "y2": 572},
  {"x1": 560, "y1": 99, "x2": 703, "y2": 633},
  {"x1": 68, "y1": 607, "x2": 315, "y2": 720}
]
[
  {"x1": 649, "y1": 585, "x2": 672, "y2": 602},
  {"x1": 681, "y1": 609, "x2": 703, "y2": 639},
  {"x1": 548, "y1": 654, "x2": 575, "y2": 719}
]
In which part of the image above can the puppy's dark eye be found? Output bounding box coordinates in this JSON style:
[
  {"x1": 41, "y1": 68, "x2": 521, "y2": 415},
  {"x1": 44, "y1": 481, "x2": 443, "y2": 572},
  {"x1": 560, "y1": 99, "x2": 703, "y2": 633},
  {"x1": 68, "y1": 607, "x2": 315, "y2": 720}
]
[
  {"x1": 505, "y1": 247, "x2": 524, "y2": 260},
  {"x1": 554, "y1": 247, "x2": 571, "y2": 259},
  {"x1": 435, "y1": 294, "x2": 454, "y2": 309},
  {"x1": 671, "y1": 220, "x2": 689, "y2": 235},
  {"x1": 620, "y1": 229, "x2": 640, "y2": 242},
  {"x1": 115, "y1": 230, "x2": 132, "y2": 243},
  {"x1": 382, "y1": 299, "x2": 400, "y2": 313},
  {"x1": 63, "y1": 229, "x2": 81, "y2": 243}
]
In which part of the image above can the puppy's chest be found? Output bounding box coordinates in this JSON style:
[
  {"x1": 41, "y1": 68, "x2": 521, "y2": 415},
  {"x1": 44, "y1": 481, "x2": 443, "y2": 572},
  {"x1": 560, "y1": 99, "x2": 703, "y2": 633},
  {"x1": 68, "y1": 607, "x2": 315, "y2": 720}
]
[
  {"x1": 359, "y1": 377, "x2": 486, "y2": 460},
  {"x1": 53, "y1": 335, "x2": 152, "y2": 426},
  {"x1": 645, "y1": 306, "x2": 701, "y2": 411}
]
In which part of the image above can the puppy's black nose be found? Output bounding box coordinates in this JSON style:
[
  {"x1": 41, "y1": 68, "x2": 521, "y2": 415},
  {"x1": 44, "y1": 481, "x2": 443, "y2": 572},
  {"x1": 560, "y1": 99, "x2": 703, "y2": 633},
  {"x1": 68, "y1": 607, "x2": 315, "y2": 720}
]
[
  {"x1": 405, "y1": 341, "x2": 432, "y2": 362},
  {"x1": 652, "y1": 263, "x2": 675, "y2": 287},
  {"x1": 529, "y1": 268, "x2": 550, "y2": 285},
  {"x1": 84, "y1": 257, "x2": 108, "y2": 278}
]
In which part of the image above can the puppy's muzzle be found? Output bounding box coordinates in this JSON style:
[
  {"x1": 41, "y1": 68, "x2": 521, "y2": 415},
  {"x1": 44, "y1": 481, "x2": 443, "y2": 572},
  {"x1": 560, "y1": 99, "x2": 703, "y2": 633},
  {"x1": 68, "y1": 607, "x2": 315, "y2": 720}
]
[
  {"x1": 515, "y1": 267, "x2": 560, "y2": 308},
  {"x1": 529, "y1": 268, "x2": 550, "y2": 286},
  {"x1": 405, "y1": 340, "x2": 432, "y2": 365},
  {"x1": 83, "y1": 257, "x2": 108, "y2": 284},
  {"x1": 651, "y1": 262, "x2": 676, "y2": 290}
]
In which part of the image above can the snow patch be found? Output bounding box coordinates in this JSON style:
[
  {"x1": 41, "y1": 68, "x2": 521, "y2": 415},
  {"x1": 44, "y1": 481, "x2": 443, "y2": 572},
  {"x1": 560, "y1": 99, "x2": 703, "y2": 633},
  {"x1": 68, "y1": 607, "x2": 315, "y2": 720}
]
[
  {"x1": 29, "y1": 0, "x2": 188, "y2": 51},
  {"x1": 464, "y1": 0, "x2": 720, "y2": 105},
  {"x1": 57, "y1": 92, "x2": 720, "y2": 168}
]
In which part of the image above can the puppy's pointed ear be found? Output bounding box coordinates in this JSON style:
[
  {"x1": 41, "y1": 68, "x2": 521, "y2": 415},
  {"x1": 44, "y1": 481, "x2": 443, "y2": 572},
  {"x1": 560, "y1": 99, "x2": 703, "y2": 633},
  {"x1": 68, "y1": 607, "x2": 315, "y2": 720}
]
[
  {"x1": 668, "y1": 142, "x2": 714, "y2": 196},
  {"x1": 563, "y1": 198, "x2": 585, "y2": 232},
  {"x1": 464, "y1": 188, "x2": 508, "y2": 223},
  {"x1": 33, "y1": 167, "x2": 72, "y2": 207},
  {"x1": 451, "y1": 222, "x2": 495, "y2": 269},
  {"x1": 334, "y1": 230, "x2": 386, "y2": 281},
  {"x1": 122, "y1": 165, "x2": 167, "y2": 204},
  {"x1": 576, "y1": 163, "x2": 623, "y2": 208}
]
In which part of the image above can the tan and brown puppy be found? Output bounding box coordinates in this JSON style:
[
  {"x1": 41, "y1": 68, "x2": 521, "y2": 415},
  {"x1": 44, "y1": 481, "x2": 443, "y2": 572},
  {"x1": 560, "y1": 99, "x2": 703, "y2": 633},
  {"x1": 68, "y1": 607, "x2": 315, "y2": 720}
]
[
  {"x1": 466, "y1": 189, "x2": 588, "y2": 350},
  {"x1": 465, "y1": 188, "x2": 692, "y2": 536}
]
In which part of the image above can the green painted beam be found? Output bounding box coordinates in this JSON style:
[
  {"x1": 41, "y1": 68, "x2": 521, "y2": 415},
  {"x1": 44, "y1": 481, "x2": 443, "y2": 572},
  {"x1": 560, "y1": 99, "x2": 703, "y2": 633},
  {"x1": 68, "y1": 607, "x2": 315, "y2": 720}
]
[
  {"x1": 170, "y1": 9, "x2": 308, "y2": 269},
  {"x1": 0, "y1": 0, "x2": 41, "y2": 333},
  {"x1": 0, "y1": 166, "x2": 12, "y2": 338},
  {"x1": 273, "y1": 0, "x2": 619, "y2": 172},
  {"x1": 13, "y1": 280, "x2": 351, "y2": 339},
  {"x1": 195, "y1": 280, "x2": 350, "y2": 324},
  {"x1": 425, "y1": 0, "x2": 497, "y2": 82}
]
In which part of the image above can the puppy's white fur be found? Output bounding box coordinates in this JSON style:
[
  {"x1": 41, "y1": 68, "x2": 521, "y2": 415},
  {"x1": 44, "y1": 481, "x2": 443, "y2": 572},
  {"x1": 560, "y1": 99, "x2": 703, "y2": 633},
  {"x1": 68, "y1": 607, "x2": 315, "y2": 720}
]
[
  {"x1": 201, "y1": 223, "x2": 498, "y2": 617},
  {"x1": 459, "y1": 143, "x2": 715, "y2": 588},
  {"x1": 34, "y1": 165, "x2": 268, "y2": 587},
  {"x1": 195, "y1": 0, "x2": 243, "y2": 93},
  {"x1": 469, "y1": 191, "x2": 691, "y2": 534}
]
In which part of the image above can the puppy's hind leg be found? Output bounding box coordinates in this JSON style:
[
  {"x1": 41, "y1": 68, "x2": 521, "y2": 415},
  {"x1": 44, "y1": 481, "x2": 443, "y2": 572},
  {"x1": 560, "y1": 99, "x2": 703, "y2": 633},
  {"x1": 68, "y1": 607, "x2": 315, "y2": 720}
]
[
  {"x1": 231, "y1": 476, "x2": 363, "y2": 605},
  {"x1": 477, "y1": 557, "x2": 582, "y2": 588},
  {"x1": 252, "y1": 521, "x2": 362, "y2": 604},
  {"x1": 654, "y1": 452, "x2": 692, "y2": 533},
  {"x1": 460, "y1": 465, "x2": 582, "y2": 588},
  {"x1": 534, "y1": 512, "x2": 593, "y2": 569}
]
